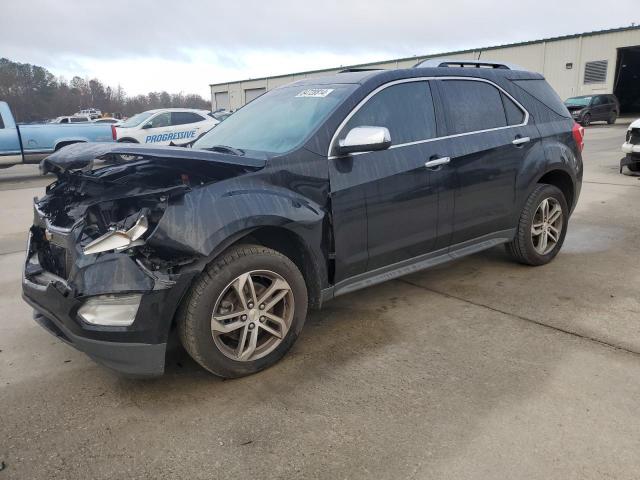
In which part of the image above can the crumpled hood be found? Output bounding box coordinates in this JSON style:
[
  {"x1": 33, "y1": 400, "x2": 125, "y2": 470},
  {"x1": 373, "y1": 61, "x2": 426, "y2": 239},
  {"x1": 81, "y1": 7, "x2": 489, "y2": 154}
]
[{"x1": 40, "y1": 142, "x2": 266, "y2": 174}]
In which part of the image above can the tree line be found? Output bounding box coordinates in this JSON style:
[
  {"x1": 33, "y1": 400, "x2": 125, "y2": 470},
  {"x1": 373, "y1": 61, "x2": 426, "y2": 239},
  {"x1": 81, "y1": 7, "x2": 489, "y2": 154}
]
[{"x1": 0, "y1": 57, "x2": 210, "y2": 123}]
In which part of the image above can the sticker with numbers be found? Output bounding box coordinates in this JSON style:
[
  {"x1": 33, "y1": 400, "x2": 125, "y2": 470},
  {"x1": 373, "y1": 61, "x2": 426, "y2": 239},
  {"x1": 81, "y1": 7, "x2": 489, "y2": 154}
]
[{"x1": 295, "y1": 88, "x2": 335, "y2": 98}]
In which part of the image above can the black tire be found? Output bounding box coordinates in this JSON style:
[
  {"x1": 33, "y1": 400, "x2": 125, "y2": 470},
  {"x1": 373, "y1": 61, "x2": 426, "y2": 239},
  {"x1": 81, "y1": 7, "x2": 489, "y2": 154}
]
[
  {"x1": 505, "y1": 184, "x2": 569, "y2": 266},
  {"x1": 177, "y1": 244, "x2": 308, "y2": 378},
  {"x1": 628, "y1": 162, "x2": 640, "y2": 172},
  {"x1": 581, "y1": 114, "x2": 591, "y2": 127},
  {"x1": 607, "y1": 112, "x2": 617, "y2": 125}
]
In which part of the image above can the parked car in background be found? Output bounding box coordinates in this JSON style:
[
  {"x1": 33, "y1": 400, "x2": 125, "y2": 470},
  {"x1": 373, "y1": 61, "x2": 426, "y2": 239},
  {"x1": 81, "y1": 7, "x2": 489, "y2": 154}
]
[
  {"x1": 50, "y1": 115, "x2": 92, "y2": 124},
  {"x1": 76, "y1": 108, "x2": 102, "y2": 120},
  {"x1": 564, "y1": 94, "x2": 619, "y2": 126},
  {"x1": 92, "y1": 117, "x2": 122, "y2": 125},
  {"x1": 23, "y1": 61, "x2": 583, "y2": 377},
  {"x1": 0, "y1": 101, "x2": 113, "y2": 167},
  {"x1": 621, "y1": 118, "x2": 640, "y2": 172},
  {"x1": 211, "y1": 109, "x2": 233, "y2": 122},
  {"x1": 113, "y1": 108, "x2": 219, "y2": 146}
]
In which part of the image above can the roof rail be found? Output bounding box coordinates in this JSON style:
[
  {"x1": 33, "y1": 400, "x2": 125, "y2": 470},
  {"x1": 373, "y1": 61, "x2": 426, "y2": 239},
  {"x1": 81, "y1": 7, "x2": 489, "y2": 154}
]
[
  {"x1": 339, "y1": 68, "x2": 383, "y2": 73},
  {"x1": 414, "y1": 58, "x2": 524, "y2": 71}
]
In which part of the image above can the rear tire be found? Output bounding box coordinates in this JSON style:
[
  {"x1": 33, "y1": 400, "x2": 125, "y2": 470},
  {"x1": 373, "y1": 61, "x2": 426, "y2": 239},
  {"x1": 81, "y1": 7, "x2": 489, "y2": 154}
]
[
  {"x1": 177, "y1": 244, "x2": 308, "y2": 378},
  {"x1": 607, "y1": 112, "x2": 617, "y2": 125},
  {"x1": 506, "y1": 184, "x2": 569, "y2": 266}
]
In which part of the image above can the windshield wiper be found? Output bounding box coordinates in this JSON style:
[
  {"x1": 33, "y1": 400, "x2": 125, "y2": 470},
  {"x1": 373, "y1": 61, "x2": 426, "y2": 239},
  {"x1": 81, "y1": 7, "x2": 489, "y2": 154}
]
[{"x1": 204, "y1": 145, "x2": 245, "y2": 156}]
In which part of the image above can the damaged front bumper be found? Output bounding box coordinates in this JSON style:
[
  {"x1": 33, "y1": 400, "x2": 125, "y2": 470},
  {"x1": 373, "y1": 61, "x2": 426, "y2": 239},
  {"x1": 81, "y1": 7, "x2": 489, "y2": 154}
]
[
  {"x1": 22, "y1": 204, "x2": 196, "y2": 376},
  {"x1": 620, "y1": 141, "x2": 640, "y2": 172}
]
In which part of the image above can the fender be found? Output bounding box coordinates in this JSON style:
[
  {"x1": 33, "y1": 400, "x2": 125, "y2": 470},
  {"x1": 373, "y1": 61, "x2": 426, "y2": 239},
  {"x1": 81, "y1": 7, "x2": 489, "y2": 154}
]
[{"x1": 150, "y1": 180, "x2": 328, "y2": 282}]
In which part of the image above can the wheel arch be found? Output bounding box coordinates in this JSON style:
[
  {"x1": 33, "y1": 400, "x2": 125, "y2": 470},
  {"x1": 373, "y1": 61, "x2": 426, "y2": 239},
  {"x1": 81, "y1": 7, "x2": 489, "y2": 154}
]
[
  {"x1": 224, "y1": 226, "x2": 325, "y2": 310},
  {"x1": 54, "y1": 139, "x2": 85, "y2": 151},
  {"x1": 536, "y1": 168, "x2": 575, "y2": 210}
]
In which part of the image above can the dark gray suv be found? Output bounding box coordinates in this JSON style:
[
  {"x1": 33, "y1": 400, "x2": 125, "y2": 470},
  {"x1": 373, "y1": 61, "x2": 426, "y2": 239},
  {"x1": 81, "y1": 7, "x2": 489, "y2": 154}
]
[{"x1": 564, "y1": 94, "x2": 619, "y2": 126}]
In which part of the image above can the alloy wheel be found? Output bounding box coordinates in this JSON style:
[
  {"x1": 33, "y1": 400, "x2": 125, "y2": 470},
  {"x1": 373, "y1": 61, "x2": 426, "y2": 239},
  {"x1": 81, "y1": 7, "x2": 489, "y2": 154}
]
[
  {"x1": 531, "y1": 197, "x2": 563, "y2": 255},
  {"x1": 211, "y1": 270, "x2": 294, "y2": 361}
]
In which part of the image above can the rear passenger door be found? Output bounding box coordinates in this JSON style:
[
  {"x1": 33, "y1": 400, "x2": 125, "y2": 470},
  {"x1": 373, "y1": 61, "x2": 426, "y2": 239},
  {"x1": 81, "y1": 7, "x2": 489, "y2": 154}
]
[{"x1": 434, "y1": 78, "x2": 536, "y2": 245}]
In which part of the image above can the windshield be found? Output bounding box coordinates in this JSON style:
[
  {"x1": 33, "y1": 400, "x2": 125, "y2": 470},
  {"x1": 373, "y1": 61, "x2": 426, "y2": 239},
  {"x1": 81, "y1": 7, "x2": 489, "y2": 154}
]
[
  {"x1": 565, "y1": 96, "x2": 592, "y2": 107},
  {"x1": 193, "y1": 84, "x2": 356, "y2": 154},
  {"x1": 119, "y1": 111, "x2": 155, "y2": 128}
]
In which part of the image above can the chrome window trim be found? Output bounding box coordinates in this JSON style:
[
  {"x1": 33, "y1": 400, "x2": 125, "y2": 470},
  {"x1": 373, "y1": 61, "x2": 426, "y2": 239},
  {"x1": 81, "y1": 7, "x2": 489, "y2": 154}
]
[{"x1": 327, "y1": 76, "x2": 530, "y2": 159}]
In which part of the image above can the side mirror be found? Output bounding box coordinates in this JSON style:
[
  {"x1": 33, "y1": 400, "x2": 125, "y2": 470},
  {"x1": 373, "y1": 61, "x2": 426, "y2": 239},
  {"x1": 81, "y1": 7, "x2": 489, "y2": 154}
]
[
  {"x1": 142, "y1": 123, "x2": 152, "y2": 129},
  {"x1": 337, "y1": 126, "x2": 391, "y2": 155}
]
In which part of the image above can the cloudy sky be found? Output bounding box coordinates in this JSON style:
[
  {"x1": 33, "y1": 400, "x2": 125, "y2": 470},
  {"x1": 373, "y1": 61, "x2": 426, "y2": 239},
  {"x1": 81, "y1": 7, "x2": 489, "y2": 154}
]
[{"x1": 1, "y1": 0, "x2": 637, "y2": 97}]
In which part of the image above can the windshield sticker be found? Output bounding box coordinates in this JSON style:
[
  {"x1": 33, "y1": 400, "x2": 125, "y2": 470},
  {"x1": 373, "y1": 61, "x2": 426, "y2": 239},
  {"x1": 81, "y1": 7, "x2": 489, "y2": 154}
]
[{"x1": 296, "y1": 88, "x2": 334, "y2": 98}]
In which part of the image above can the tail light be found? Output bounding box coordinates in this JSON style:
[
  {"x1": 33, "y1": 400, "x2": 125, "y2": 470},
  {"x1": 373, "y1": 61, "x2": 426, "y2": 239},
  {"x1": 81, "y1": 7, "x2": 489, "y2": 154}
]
[
  {"x1": 572, "y1": 122, "x2": 585, "y2": 153},
  {"x1": 111, "y1": 125, "x2": 117, "y2": 141}
]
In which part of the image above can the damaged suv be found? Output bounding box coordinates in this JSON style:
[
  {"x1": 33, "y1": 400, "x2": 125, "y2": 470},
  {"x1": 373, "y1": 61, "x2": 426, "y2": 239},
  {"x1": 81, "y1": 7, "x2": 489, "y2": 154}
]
[{"x1": 23, "y1": 62, "x2": 583, "y2": 377}]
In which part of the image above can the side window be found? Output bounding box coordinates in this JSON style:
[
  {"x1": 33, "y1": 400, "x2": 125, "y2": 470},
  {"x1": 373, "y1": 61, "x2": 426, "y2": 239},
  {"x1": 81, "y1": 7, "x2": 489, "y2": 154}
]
[
  {"x1": 60, "y1": 118, "x2": 69, "y2": 124},
  {"x1": 71, "y1": 117, "x2": 88, "y2": 123},
  {"x1": 0, "y1": 115, "x2": 5, "y2": 129},
  {"x1": 439, "y1": 80, "x2": 507, "y2": 134},
  {"x1": 147, "y1": 112, "x2": 171, "y2": 128},
  {"x1": 341, "y1": 81, "x2": 436, "y2": 146},
  {"x1": 501, "y1": 93, "x2": 525, "y2": 126},
  {"x1": 592, "y1": 96, "x2": 606, "y2": 106},
  {"x1": 171, "y1": 112, "x2": 205, "y2": 126}
]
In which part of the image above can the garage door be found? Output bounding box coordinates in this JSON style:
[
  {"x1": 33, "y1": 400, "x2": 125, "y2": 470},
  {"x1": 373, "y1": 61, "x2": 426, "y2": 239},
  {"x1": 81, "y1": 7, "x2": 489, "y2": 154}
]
[
  {"x1": 245, "y1": 88, "x2": 266, "y2": 104},
  {"x1": 214, "y1": 91, "x2": 229, "y2": 110}
]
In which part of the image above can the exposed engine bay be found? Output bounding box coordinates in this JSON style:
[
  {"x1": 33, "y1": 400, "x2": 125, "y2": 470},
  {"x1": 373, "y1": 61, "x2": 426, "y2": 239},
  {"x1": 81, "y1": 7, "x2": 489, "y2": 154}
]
[{"x1": 28, "y1": 143, "x2": 265, "y2": 292}]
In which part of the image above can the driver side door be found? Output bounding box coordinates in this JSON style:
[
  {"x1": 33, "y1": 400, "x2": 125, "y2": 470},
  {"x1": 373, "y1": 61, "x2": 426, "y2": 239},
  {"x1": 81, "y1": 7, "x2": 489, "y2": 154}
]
[{"x1": 328, "y1": 80, "x2": 454, "y2": 291}]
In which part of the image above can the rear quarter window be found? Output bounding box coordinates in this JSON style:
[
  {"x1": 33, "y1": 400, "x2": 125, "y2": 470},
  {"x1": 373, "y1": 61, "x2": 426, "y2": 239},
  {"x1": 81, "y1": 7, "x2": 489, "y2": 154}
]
[
  {"x1": 512, "y1": 79, "x2": 571, "y2": 118},
  {"x1": 501, "y1": 93, "x2": 525, "y2": 125}
]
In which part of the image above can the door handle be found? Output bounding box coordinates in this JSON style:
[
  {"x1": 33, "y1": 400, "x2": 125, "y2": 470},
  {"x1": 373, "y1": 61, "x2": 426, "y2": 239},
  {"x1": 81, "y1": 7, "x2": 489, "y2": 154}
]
[
  {"x1": 425, "y1": 156, "x2": 451, "y2": 169},
  {"x1": 512, "y1": 136, "x2": 531, "y2": 146}
]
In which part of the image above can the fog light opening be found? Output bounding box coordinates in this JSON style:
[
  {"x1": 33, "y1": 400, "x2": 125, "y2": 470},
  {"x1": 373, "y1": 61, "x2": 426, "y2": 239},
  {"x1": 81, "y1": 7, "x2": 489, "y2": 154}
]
[{"x1": 77, "y1": 294, "x2": 142, "y2": 326}]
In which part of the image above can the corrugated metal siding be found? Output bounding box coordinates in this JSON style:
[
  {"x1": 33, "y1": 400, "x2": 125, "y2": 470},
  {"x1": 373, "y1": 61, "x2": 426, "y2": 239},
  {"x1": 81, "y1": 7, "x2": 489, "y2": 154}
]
[{"x1": 211, "y1": 27, "x2": 640, "y2": 109}]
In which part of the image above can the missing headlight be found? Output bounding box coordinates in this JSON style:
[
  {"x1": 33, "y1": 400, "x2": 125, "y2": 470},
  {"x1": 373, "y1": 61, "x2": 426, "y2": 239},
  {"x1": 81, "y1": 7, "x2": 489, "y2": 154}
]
[{"x1": 83, "y1": 214, "x2": 148, "y2": 255}]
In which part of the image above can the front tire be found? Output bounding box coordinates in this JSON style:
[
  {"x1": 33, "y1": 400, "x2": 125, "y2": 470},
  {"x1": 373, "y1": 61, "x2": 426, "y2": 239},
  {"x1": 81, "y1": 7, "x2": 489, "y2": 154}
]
[
  {"x1": 506, "y1": 184, "x2": 569, "y2": 266},
  {"x1": 581, "y1": 113, "x2": 591, "y2": 127},
  {"x1": 177, "y1": 244, "x2": 308, "y2": 378}
]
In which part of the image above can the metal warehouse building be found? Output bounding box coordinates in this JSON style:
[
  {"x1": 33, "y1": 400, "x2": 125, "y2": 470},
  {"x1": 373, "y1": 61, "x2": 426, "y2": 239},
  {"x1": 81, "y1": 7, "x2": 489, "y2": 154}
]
[{"x1": 210, "y1": 25, "x2": 640, "y2": 114}]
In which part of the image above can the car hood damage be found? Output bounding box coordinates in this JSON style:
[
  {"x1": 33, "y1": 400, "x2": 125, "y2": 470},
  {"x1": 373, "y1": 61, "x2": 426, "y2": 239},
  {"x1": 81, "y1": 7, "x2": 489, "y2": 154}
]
[{"x1": 40, "y1": 142, "x2": 266, "y2": 174}]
